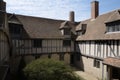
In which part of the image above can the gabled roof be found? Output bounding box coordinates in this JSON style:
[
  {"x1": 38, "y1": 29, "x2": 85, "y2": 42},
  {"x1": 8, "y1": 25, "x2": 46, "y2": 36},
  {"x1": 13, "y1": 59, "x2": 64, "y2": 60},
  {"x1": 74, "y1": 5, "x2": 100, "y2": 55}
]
[
  {"x1": 8, "y1": 14, "x2": 65, "y2": 39},
  {"x1": 8, "y1": 14, "x2": 22, "y2": 24},
  {"x1": 59, "y1": 21, "x2": 69, "y2": 29},
  {"x1": 60, "y1": 21, "x2": 79, "y2": 35},
  {"x1": 76, "y1": 20, "x2": 89, "y2": 31},
  {"x1": 76, "y1": 9, "x2": 120, "y2": 41},
  {"x1": 59, "y1": 21, "x2": 73, "y2": 29}
]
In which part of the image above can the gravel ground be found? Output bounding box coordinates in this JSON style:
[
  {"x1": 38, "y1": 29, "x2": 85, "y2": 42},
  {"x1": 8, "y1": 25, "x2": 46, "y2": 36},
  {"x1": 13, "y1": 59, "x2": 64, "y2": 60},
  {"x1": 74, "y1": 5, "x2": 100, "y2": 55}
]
[{"x1": 74, "y1": 71, "x2": 98, "y2": 80}]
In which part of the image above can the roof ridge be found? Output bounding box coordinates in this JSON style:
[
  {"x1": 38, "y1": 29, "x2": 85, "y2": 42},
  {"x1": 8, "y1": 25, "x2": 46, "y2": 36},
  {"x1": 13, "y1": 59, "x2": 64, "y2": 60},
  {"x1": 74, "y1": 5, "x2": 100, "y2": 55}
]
[{"x1": 11, "y1": 13, "x2": 65, "y2": 22}]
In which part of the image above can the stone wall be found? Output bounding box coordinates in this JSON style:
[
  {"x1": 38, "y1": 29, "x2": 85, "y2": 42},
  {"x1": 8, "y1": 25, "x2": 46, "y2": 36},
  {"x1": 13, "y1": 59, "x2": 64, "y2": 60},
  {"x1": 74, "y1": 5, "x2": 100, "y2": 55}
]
[{"x1": 74, "y1": 55, "x2": 107, "y2": 79}]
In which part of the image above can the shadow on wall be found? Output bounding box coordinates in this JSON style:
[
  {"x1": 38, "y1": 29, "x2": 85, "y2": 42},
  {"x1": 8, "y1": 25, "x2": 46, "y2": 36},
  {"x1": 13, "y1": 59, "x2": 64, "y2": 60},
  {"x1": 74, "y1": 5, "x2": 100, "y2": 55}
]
[
  {"x1": 74, "y1": 43, "x2": 84, "y2": 71},
  {"x1": 17, "y1": 56, "x2": 27, "y2": 80},
  {"x1": 9, "y1": 56, "x2": 27, "y2": 80}
]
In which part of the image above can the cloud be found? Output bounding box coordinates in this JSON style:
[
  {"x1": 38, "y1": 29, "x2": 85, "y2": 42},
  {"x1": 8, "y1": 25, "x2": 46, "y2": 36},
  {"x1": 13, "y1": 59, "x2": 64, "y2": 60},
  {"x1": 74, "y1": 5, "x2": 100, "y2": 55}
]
[{"x1": 5, "y1": 0, "x2": 90, "y2": 21}]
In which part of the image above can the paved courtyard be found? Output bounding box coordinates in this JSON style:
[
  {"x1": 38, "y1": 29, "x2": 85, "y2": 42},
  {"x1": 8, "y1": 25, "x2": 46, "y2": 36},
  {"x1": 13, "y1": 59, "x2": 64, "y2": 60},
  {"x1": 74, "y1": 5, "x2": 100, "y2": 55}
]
[{"x1": 75, "y1": 71, "x2": 98, "y2": 80}]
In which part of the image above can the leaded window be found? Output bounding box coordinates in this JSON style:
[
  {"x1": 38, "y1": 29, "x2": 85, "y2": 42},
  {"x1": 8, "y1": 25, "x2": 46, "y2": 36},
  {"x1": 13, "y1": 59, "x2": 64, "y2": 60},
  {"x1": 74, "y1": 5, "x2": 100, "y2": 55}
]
[
  {"x1": 63, "y1": 40, "x2": 71, "y2": 47},
  {"x1": 64, "y1": 28, "x2": 70, "y2": 35},
  {"x1": 106, "y1": 20, "x2": 120, "y2": 32},
  {"x1": 9, "y1": 23, "x2": 22, "y2": 34}
]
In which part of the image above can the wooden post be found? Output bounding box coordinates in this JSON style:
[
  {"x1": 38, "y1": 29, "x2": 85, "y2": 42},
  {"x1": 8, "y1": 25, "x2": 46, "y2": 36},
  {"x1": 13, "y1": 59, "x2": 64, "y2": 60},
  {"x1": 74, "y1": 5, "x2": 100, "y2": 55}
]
[{"x1": 102, "y1": 64, "x2": 104, "y2": 80}]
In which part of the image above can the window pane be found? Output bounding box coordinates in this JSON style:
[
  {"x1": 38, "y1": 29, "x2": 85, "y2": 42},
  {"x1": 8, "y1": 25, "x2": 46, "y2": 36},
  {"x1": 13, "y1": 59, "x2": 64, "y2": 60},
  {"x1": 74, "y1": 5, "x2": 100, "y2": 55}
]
[
  {"x1": 112, "y1": 24, "x2": 115, "y2": 32},
  {"x1": 63, "y1": 40, "x2": 71, "y2": 47},
  {"x1": 106, "y1": 21, "x2": 120, "y2": 32},
  {"x1": 114, "y1": 25, "x2": 119, "y2": 31},
  {"x1": 9, "y1": 23, "x2": 21, "y2": 34},
  {"x1": 77, "y1": 31, "x2": 82, "y2": 36},
  {"x1": 118, "y1": 24, "x2": 120, "y2": 31},
  {"x1": 109, "y1": 26, "x2": 113, "y2": 32},
  {"x1": 33, "y1": 39, "x2": 42, "y2": 48},
  {"x1": 64, "y1": 28, "x2": 70, "y2": 35}
]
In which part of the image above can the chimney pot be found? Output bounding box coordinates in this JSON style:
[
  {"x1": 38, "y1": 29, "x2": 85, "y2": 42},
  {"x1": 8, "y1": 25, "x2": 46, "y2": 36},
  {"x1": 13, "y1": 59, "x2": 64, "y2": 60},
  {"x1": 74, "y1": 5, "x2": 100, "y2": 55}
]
[{"x1": 91, "y1": 0, "x2": 99, "y2": 19}]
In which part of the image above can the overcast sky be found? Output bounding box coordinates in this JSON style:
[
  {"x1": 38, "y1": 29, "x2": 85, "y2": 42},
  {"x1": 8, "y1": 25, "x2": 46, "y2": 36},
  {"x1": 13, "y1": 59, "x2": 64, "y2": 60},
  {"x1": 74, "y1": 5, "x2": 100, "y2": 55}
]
[{"x1": 5, "y1": 0, "x2": 120, "y2": 21}]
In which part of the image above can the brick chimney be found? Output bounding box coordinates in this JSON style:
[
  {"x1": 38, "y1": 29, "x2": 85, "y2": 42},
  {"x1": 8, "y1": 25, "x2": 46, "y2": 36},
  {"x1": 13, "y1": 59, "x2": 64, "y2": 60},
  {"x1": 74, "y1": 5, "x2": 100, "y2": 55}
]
[
  {"x1": 0, "y1": 0, "x2": 6, "y2": 11},
  {"x1": 0, "y1": 0, "x2": 6, "y2": 26},
  {"x1": 69, "y1": 11, "x2": 74, "y2": 22},
  {"x1": 91, "y1": 0, "x2": 99, "y2": 19}
]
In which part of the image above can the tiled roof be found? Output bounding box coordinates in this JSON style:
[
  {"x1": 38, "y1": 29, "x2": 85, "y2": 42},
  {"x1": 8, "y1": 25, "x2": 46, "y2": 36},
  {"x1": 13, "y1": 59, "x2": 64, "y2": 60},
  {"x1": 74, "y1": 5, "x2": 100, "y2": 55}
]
[
  {"x1": 60, "y1": 21, "x2": 79, "y2": 35},
  {"x1": 8, "y1": 13, "x2": 78, "y2": 39},
  {"x1": 76, "y1": 20, "x2": 89, "y2": 31},
  {"x1": 59, "y1": 21, "x2": 69, "y2": 29},
  {"x1": 105, "y1": 9, "x2": 120, "y2": 23},
  {"x1": 103, "y1": 57, "x2": 120, "y2": 68},
  {"x1": 8, "y1": 14, "x2": 65, "y2": 39},
  {"x1": 76, "y1": 9, "x2": 120, "y2": 41}
]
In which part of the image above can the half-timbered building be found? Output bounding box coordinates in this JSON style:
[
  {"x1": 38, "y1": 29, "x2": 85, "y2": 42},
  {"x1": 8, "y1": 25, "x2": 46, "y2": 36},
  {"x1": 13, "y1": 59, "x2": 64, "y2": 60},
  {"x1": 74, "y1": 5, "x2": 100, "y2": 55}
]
[
  {"x1": 7, "y1": 11, "x2": 78, "y2": 65},
  {"x1": 0, "y1": 0, "x2": 11, "y2": 80},
  {"x1": 76, "y1": 1, "x2": 120, "y2": 80},
  {"x1": 0, "y1": 0, "x2": 120, "y2": 80}
]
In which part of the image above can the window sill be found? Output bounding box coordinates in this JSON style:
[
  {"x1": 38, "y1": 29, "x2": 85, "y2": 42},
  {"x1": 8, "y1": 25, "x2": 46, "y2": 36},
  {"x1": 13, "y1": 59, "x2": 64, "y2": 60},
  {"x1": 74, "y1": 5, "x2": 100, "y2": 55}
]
[{"x1": 106, "y1": 31, "x2": 120, "y2": 34}]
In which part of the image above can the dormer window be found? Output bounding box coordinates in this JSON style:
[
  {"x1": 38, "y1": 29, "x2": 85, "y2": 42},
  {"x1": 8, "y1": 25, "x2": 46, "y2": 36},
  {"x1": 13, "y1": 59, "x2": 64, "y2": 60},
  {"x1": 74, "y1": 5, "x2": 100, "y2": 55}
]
[
  {"x1": 9, "y1": 23, "x2": 23, "y2": 38},
  {"x1": 76, "y1": 30, "x2": 82, "y2": 36},
  {"x1": 106, "y1": 20, "x2": 120, "y2": 32},
  {"x1": 64, "y1": 28, "x2": 71, "y2": 35},
  {"x1": 59, "y1": 21, "x2": 71, "y2": 36},
  {"x1": 9, "y1": 23, "x2": 22, "y2": 35},
  {"x1": 76, "y1": 24, "x2": 87, "y2": 36}
]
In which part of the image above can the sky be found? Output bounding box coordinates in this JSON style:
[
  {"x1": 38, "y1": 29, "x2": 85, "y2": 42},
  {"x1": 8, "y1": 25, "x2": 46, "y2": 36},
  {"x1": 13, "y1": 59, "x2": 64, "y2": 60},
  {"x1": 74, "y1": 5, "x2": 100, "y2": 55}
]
[{"x1": 5, "y1": 0, "x2": 120, "y2": 22}]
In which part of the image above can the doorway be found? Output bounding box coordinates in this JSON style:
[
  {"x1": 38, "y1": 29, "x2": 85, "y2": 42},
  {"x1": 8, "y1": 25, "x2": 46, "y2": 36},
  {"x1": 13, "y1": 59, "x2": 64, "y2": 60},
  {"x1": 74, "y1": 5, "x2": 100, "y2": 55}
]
[
  {"x1": 112, "y1": 67, "x2": 120, "y2": 80},
  {"x1": 70, "y1": 54, "x2": 74, "y2": 64}
]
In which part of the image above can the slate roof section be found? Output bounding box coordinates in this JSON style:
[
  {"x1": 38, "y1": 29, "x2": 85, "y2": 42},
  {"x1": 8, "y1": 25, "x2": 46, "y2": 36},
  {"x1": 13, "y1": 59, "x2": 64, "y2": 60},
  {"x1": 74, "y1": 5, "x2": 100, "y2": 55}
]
[
  {"x1": 105, "y1": 9, "x2": 120, "y2": 23},
  {"x1": 59, "y1": 21, "x2": 69, "y2": 29},
  {"x1": 76, "y1": 9, "x2": 120, "y2": 41},
  {"x1": 103, "y1": 57, "x2": 120, "y2": 68},
  {"x1": 8, "y1": 13, "x2": 78, "y2": 39},
  {"x1": 8, "y1": 14, "x2": 65, "y2": 39}
]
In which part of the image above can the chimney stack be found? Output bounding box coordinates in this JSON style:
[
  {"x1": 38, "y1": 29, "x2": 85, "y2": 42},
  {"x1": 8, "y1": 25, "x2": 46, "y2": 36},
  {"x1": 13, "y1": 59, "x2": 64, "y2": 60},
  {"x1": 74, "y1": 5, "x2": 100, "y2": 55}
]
[
  {"x1": 91, "y1": 0, "x2": 99, "y2": 19},
  {"x1": 69, "y1": 11, "x2": 74, "y2": 22},
  {"x1": 0, "y1": 0, "x2": 6, "y2": 11},
  {"x1": 0, "y1": 0, "x2": 6, "y2": 26}
]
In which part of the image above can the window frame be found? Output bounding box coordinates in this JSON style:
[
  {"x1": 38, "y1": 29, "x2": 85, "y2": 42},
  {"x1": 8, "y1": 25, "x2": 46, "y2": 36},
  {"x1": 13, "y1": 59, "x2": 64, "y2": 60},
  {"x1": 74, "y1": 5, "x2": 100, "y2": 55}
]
[
  {"x1": 63, "y1": 40, "x2": 71, "y2": 47},
  {"x1": 93, "y1": 59, "x2": 100, "y2": 68},
  {"x1": 106, "y1": 20, "x2": 120, "y2": 33},
  {"x1": 9, "y1": 23, "x2": 22, "y2": 35},
  {"x1": 63, "y1": 28, "x2": 71, "y2": 35}
]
